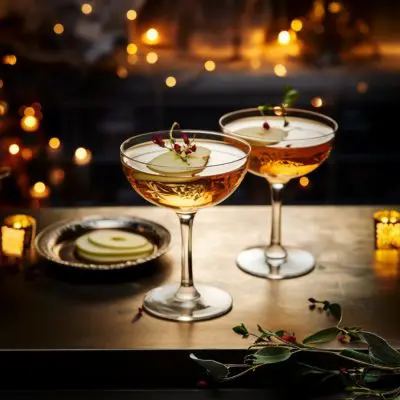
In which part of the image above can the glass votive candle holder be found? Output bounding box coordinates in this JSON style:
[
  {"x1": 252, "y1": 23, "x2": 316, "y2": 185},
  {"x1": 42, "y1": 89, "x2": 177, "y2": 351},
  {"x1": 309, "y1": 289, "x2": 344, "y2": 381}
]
[
  {"x1": 3, "y1": 214, "x2": 36, "y2": 250},
  {"x1": 373, "y1": 210, "x2": 399, "y2": 250}
]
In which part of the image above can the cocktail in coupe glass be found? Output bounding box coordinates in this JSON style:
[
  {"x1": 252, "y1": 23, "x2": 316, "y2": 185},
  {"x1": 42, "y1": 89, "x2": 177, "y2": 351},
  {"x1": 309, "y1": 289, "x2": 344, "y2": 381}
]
[
  {"x1": 219, "y1": 107, "x2": 338, "y2": 280},
  {"x1": 120, "y1": 129, "x2": 250, "y2": 321}
]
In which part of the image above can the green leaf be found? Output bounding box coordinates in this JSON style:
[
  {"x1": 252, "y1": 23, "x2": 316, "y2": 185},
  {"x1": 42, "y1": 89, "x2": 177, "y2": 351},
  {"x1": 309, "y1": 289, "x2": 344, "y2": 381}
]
[
  {"x1": 252, "y1": 347, "x2": 292, "y2": 365},
  {"x1": 303, "y1": 327, "x2": 340, "y2": 345},
  {"x1": 328, "y1": 303, "x2": 342, "y2": 321},
  {"x1": 341, "y1": 348, "x2": 373, "y2": 364},
  {"x1": 363, "y1": 370, "x2": 387, "y2": 383},
  {"x1": 359, "y1": 331, "x2": 400, "y2": 366},
  {"x1": 283, "y1": 87, "x2": 299, "y2": 107},
  {"x1": 232, "y1": 323, "x2": 249, "y2": 337},
  {"x1": 189, "y1": 354, "x2": 229, "y2": 380},
  {"x1": 275, "y1": 330, "x2": 286, "y2": 337}
]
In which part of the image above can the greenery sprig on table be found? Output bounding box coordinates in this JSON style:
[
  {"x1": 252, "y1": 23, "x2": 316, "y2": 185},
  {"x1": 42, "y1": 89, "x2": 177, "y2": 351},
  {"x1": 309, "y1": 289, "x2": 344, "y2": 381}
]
[{"x1": 191, "y1": 299, "x2": 400, "y2": 399}]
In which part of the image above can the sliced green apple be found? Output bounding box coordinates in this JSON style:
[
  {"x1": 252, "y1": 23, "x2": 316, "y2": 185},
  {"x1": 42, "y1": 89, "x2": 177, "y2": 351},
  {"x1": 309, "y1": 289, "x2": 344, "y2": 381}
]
[
  {"x1": 76, "y1": 248, "x2": 153, "y2": 263},
  {"x1": 147, "y1": 146, "x2": 210, "y2": 175},
  {"x1": 87, "y1": 229, "x2": 149, "y2": 249},
  {"x1": 236, "y1": 126, "x2": 287, "y2": 145},
  {"x1": 75, "y1": 233, "x2": 153, "y2": 256}
]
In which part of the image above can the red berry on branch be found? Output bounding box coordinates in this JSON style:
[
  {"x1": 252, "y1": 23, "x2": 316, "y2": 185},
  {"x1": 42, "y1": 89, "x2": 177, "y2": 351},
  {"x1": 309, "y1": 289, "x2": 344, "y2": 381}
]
[
  {"x1": 152, "y1": 135, "x2": 165, "y2": 147},
  {"x1": 174, "y1": 143, "x2": 182, "y2": 153},
  {"x1": 281, "y1": 335, "x2": 297, "y2": 343},
  {"x1": 191, "y1": 144, "x2": 196, "y2": 152},
  {"x1": 182, "y1": 133, "x2": 190, "y2": 145},
  {"x1": 263, "y1": 121, "x2": 270, "y2": 130}
]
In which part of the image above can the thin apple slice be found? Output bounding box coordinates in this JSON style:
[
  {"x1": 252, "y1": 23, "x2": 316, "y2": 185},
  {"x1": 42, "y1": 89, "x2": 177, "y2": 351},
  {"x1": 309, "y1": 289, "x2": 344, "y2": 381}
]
[
  {"x1": 75, "y1": 233, "x2": 153, "y2": 256},
  {"x1": 88, "y1": 229, "x2": 149, "y2": 249},
  {"x1": 236, "y1": 126, "x2": 287, "y2": 145},
  {"x1": 76, "y1": 248, "x2": 153, "y2": 263},
  {"x1": 147, "y1": 146, "x2": 210, "y2": 175}
]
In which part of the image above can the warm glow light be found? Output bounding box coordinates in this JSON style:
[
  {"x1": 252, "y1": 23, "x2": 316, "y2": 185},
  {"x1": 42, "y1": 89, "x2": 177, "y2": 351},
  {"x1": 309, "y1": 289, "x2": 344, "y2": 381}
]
[
  {"x1": 374, "y1": 210, "x2": 400, "y2": 250},
  {"x1": 146, "y1": 52, "x2": 158, "y2": 64},
  {"x1": 21, "y1": 148, "x2": 33, "y2": 160},
  {"x1": 204, "y1": 60, "x2": 216, "y2": 72},
  {"x1": 81, "y1": 3, "x2": 93, "y2": 14},
  {"x1": 314, "y1": 2, "x2": 325, "y2": 18},
  {"x1": 8, "y1": 144, "x2": 20, "y2": 155},
  {"x1": 299, "y1": 177, "x2": 310, "y2": 187},
  {"x1": 126, "y1": 9, "x2": 137, "y2": 20},
  {"x1": 0, "y1": 101, "x2": 8, "y2": 116},
  {"x1": 48, "y1": 137, "x2": 61, "y2": 150},
  {"x1": 289, "y1": 30, "x2": 297, "y2": 41},
  {"x1": 277, "y1": 31, "x2": 291, "y2": 45},
  {"x1": 144, "y1": 28, "x2": 159, "y2": 44},
  {"x1": 3, "y1": 55, "x2": 17, "y2": 65},
  {"x1": 291, "y1": 19, "x2": 303, "y2": 32},
  {"x1": 30, "y1": 182, "x2": 50, "y2": 199},
  {"x1": 127, "y1": 55, "x2": 138, "y2": 64},
  {"x1": 74, "y1": 147, "x2": 92, "y2": 165},
  {"x1": 53, "y1": 23, "x2": 64, "y2": 35},
  {"x1": 250, "y1": 59, "x2": 261, "y2": 69},
  {"x1": 1, "y1": 226, "x2": 25, "y2": 257},
  {"x1": 116, "y1": 66, "x2": 128, "y2": 79},
  {"x1": 328, "y1": 1, "x2": 342, "y2": 13},
  {"x1": 126, "y1": 43, "x2": 138, "y2": 55},
  {"x1": 311, "y1": 97, "x2": 323, "y2": 107},
  {"x1": 21, "y1": 115, "x2": 39, "y2": 132},
  {"x1": 24, "y1": 106, "x2": 35, "y2": 116},
  {"x1": 357, "y1": 81, "x2": 368, "y2": 93},
  {"x1": 273, "y1": 64, "x2": 287, "y2": 77},
  {"x1": 165, "y1": 76, "x2": 176, "y2": 88},
  {"x1": 49, "y1": 167, "x2": 65, "y2": 185}
]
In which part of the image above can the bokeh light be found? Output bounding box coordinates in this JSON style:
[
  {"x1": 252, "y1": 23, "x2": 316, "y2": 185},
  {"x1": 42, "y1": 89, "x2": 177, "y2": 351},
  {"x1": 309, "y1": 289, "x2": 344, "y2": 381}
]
[
  {"x1": 74, "y1": 147, "x2": 92, "y2": 165},
  {"x1": 3, "y1": 55, "x2": 17, "y2": 65},
  {"x1": 21, "y1": 115, "x2": 39, "y2": 132},
  {"x1": 274, "y1": 64, "x2": 287, "y2": 77},
  {"x1": 116, "y1": 66, "x2": 128, "y2": 79},
  {"x1": 291, "y1": 19, "x2": 303, "y2": 32},
  {"x1": 0, "y1": 101, "x2": 8, "y2": 116},
  {"x1": 126, "y1": 43, "x2": 138, "y2": 55},
  {"x1": 328, "y1": 2, "x2": 342, "y2": 13},
  {"x1": 144, "y1": 28, "x2": 159, "y2": 44},
  {"x1": 357, "y1": 81, "x2": 368, "y2": 93},
  {"x1": 81, "y1": 3, "x2": 93, "y2": 14},
  {"x1": 8, "y1": 144, "x2": 20, "y2": 155},
  {"x1": 126, "y1": 9, "x2": 137, "y2": 20},
  {"x1": 311, "y1": 97, "x2": 323, "y2": 107},
  {"x1": 30, "y1": 182, "x2": 50, "y2": 199},
  {"x1": 278, "y1": 31, "x2": 291, "y2": 45},
  {"x1": 165, "y1": 76, "x2": 176, "y2": 88},
  {"x1": 49, "y1": 168, "x2": 65, "y2": 186},
  {"x1": 21, "y1": 148, "x2": 33, "y2": 160},
  {"x1": 53, "y1": 23, "x2": 64, "y2": 35},
  {"x1": 204, "y1": 60, "x2": 216, "y2": 72},
  {"x1": 299, "y1": 177, "x2": 310, "y2": 187},
  {"x1": 146, "y1": 52, "x2": 158, "y2": 64},
  {"x1": 48, "y1": 137, "x2": 61, "y2": 150}
]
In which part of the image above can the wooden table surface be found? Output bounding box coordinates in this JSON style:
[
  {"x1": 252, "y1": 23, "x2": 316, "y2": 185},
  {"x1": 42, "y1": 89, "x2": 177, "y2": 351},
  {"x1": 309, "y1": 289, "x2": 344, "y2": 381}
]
[{"x1": 0, "y1": 205, "x2": 398, "y2": 351}]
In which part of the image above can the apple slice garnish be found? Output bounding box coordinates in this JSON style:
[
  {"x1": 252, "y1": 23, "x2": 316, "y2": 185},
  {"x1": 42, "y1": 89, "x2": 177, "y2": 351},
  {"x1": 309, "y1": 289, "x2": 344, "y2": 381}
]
[
  {"x1": 236, "y1": 126, "x2": 287, "y2": 145},
  {"x1": 88, "y1": 229, "x2": 149, "y2": 249}
]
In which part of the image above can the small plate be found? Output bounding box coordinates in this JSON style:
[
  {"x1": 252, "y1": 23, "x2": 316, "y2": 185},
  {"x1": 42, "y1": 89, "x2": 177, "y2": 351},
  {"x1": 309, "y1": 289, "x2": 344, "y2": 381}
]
[{"x1": 35, "y1": 215, "x2": 171, "y2": 270}]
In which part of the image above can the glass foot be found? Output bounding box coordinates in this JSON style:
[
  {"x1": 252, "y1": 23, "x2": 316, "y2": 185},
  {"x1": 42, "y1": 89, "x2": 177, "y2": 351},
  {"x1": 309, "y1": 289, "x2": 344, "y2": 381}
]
[
  {"x1": 236, "y1": 246, "x2": 315, "y2": 280},
  {"x1": 143, "y1": 283, "x2": 232, "y2": 322}
]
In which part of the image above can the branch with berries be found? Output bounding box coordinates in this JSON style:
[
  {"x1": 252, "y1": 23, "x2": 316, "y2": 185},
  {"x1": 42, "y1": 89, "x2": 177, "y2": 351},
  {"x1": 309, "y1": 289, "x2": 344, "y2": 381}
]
[
  {"x1": 152, "y1": 122, "x2": 197, "y2": 163},
  {"x1": 258, "y1": 86, "x2": 299, "y2": 128},
  {"x1": 191, "y1": 298, "x2": 400, "y2": 400}
]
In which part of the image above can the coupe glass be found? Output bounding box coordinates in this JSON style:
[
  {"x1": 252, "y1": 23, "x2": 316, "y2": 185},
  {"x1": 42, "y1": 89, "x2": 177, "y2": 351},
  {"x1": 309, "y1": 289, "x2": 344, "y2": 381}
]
[
  {"x1": 219, "y1": 108, "x2": 338, "y2": 279},
  {"x1": 120, "y1": 130, "x2": 250, "y2": 321}
]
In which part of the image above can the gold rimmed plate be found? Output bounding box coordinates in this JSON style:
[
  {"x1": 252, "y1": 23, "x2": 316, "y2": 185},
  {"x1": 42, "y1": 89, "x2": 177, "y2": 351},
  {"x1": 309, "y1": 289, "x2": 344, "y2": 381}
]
[{"x1": 35, "y1": 215, "x2": 171, "y2": 270}]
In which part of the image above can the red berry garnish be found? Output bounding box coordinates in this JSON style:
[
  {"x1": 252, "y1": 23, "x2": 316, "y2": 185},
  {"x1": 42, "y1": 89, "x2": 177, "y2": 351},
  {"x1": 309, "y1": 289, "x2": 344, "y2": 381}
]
[
  {"x1": 182, "y1": 133, "x2": 190, "y2": 145},
  {"x1": 174, "y1": 143, "x2": 182, "y2": 153},
  {"x1": 191, "y1": 144, "x2": 196, "y2": 152},
  {"x1": 185, "y1": 149, "x2": 192, "y2": 154},
  {"x1": 263, "y1": 121, "x2": 270, "y2": 130},
  {"x1": 152, "y1": 135, "x2": 165, "y2": 147},
  {"x1": 281, "y1": 335, "x2": 297, "y2": 343}
]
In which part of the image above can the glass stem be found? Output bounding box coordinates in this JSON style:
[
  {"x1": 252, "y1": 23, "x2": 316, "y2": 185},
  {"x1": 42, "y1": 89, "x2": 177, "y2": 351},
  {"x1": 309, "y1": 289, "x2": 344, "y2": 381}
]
[
  {"x1": 266, "y1": 183, "x2": 287, "y2": 260},
  {"x1": 175, "y1": 212, "x2": 200, "y2": 302}
]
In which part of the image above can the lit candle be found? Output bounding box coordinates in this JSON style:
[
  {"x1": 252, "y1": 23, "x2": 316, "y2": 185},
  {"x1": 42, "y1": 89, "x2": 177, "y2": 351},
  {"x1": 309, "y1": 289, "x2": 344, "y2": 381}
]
[
  {"x1": 373, "y1": 210, "x2": 399, "y2": 249},
  {"x1": 3, "y1": 214, "x2": 36, "y2": 250}
]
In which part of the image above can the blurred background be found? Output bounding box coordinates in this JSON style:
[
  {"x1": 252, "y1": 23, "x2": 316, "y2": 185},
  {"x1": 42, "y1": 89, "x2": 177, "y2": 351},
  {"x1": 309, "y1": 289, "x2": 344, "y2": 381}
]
[{"x1": 0, "y1": 0, "x2": 399, "y2": 209}]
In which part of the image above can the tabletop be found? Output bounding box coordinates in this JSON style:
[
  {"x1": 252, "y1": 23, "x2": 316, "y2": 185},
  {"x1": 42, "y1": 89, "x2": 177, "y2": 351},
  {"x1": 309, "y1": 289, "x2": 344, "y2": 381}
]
[{"x1": 0, "y1": 205, "x2": 398, "y2": 351}]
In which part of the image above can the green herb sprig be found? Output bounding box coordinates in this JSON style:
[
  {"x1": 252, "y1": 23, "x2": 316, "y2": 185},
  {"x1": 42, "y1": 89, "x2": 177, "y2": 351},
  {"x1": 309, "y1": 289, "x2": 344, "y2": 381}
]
[
  {"x1": 258, "y1": 86, "x2": 299, "y2": 127},
  {"x1": 191, "y1": 298, "x2": 400, "y2": 400}
]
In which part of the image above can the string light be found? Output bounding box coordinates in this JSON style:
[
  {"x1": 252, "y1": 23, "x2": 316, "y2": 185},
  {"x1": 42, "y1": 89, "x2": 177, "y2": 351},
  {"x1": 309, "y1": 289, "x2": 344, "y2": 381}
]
[
  {"x1": 357, "y1": 81, "x2": 368, "y2": 93},
  {"x1": 49, "y1": 168, "x2": 65, "y2": 185},
  {"x1": 299, "y1": 177, "x2": 310, "y2": 187},
  {"x1": 311, "y1": 97, "x2": 323, "y2": 107},
  {"x1": 0, "y1": 101, "x2": 8, "y2": 116},
  {"x1": 3, "y1": 55, "x2": 17, "y2": 65},
  {"x1": 30, "y1": 182, "x2": 50, "y2": 199},
  {"x1": 143, "y1": 28, "x2": 159, "y2": 44},
  {"x1": 21, "y1": 148, "x2": 33, "y2": 160},
  {"x1": 81, "y1": 3, "x2": 93, "y2": 15},
  {"x1": 146, "y1": 52, "x2": 158, "y2": 64},
  {"x1": 126, "y1": 43, "x2": 138, "y2": 55},
  {"x1": 204, "y1": 60, "x2": 216, "y2": 72},
  {"x1": 277, "y1": 31, "x2": 291, "y2": 45},
  {"x1": 20, "y1": 115, "x2": 39, "y2": 132},
  {"x1": 48, "y1": 137, "x2": 61, "y2": 150},
  {"x1": 126, "y1": 9, "x2": 137, "y2": 20},
  {"x1": 165, "y1": 76, "x2": 176, "y2": 88},
  {"x1": 8, "y1": 144, "x2": 20, "y2": 155},
  {"x1": 291, "y1": 19, "x2": 303, "y2": 32},
  {"x1": 53, "y1": 23, "x2": 64, "y2": 35},
  {"x1": 328, "y1": 2, "x2": 342, "y2": 13},
  {"x1": 74, "y1": 147, "x2": 92, "y2": 165},
  {"x1": 273, "y1": 64, "x2": 287, "y2": 77},
  {"x1": 127, "y1": 55, "x2": 138, "y2": 64},
  {"x1": 116, "y1": 66, "x2": 128, "y2": 79}
]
